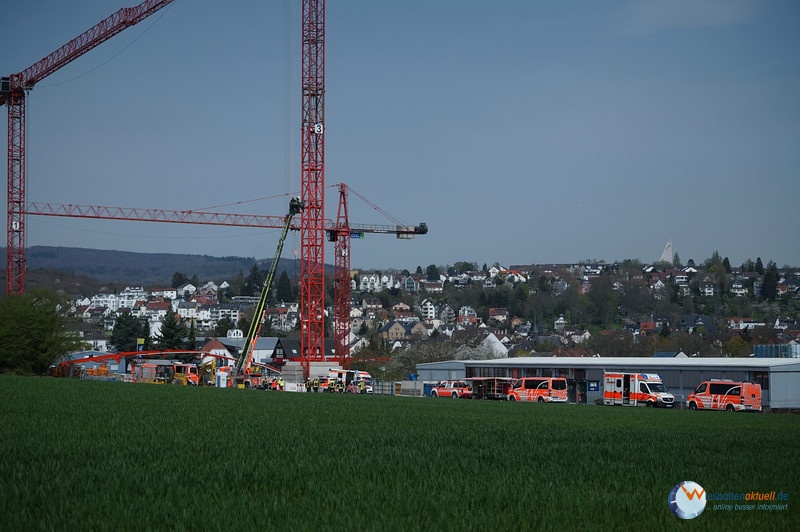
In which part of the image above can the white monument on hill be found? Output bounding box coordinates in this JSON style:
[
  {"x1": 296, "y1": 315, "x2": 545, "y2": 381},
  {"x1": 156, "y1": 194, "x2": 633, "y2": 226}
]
[{"x1": 659, "y1": 240, "x2": 673, "y2": 263}]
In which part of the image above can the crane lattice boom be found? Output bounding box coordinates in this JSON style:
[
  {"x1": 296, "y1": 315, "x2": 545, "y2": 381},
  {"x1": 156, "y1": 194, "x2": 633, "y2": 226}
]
[{"x1": 2, "y1": 0, "x2": 175, "y2": 295}]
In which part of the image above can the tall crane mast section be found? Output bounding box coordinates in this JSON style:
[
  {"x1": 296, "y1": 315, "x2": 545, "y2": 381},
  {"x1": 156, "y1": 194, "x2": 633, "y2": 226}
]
[
  {"x1": 2, "y1": 0, "x2": 175, "y2": 295},
  {"x1": 300, "y1": 0, "x2": 326, "y2": 378},
  {"x1": 332, "y1": 183, "x2": 351, "y2": 367}
]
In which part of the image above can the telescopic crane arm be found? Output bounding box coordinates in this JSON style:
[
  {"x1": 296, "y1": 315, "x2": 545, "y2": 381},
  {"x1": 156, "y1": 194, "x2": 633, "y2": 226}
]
[{"x1": 235, "y1": 197, "x2": 304, "y2": 375}]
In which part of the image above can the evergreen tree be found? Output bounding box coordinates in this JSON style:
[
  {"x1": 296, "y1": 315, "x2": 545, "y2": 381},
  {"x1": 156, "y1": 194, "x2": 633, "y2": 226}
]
[
  {"x1": 214, "y1": 317, "x2": 234, "y2": 337},
  {"x1": 231, "y1": 271, "x2": 246, "y2": 296},
  {"x1": 426, "y1": 264, "x2": 440, "y2": 281},
  {"x1": 761, "y1": 261, "x2": 779, "y2": 300},
  {"x1": 111, "y1": 313, "x2": 148, "y2": 352},
  {"x1": 172, "y1": 272, "x2": 189, "y2": 288},
  {"x1": 276, "y1": 270, "x2": 293, "y2": 302},
  {"x1": 244, "y1": 263, "x2": 263, "y2": 296},
  {"x1": 187, "y1": 319, "x2": 197, "y2": 350},
  {"x1": 706, "y1": 250, "x2": 723, "y2": 269},
  {"x1": 139, "y1": 319, "x2": 153, "y2": 350},
  {"x1": 755, "y1": 257, "x2": 764, "y2": 275},
  {"x1": 537, "y1": 276, "x2": 550, "y2": 294},
  {"x1": 155, "y1": 307, "x2": 189, "y2": 349}
]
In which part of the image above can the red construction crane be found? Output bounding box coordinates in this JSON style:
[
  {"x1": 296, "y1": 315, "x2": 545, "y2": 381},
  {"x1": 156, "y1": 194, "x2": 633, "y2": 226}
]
[
  {"x1": 328, "y1": 184, "x2": 428, "y2": 369},
  {"x1": 299, "y1": 0, "x2": 326, "y2": 378},
  {"x1": 1, "y1": 0, "x2": 175, "y2": 296},
  {"x1": 8, "y1": 0, "x2": 429, "y2": 379}
]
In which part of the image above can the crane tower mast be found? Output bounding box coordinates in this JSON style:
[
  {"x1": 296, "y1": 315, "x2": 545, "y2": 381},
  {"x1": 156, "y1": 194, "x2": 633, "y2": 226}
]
[{"x1": 299, "y1": 0, "x2": 326, "y2": 377}]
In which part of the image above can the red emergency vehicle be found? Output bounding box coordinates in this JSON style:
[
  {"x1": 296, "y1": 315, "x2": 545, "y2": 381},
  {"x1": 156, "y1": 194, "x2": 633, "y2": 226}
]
[
  {"x1": 430, "y1": 380, "x2": 472, "y2": 398},
  {"x1": 686, "y1": 379, "x2": 762, "y2": 412},
  {"x1": 603, "y1": 372, "x2": 674, "y2": 408},
  {"x1": 507, "y1": 377, "x2": 568, "y2": 403}
]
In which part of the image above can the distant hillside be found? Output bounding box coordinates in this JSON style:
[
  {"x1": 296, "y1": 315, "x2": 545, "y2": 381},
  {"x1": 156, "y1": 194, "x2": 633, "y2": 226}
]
[{"x1": 1, "y1": 246, "x2": 315, "y2": 292}]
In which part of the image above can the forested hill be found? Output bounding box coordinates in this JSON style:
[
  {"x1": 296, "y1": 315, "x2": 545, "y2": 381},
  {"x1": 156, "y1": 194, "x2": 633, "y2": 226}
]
[{"x1": 1, "y1": 246, "x2": 307, "y2": 288}]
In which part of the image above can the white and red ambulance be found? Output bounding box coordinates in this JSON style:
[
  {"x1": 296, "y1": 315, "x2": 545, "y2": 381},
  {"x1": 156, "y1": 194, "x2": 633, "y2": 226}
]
[{"x1": 603, "y1": 372, "x2": 675, "y2": 408}]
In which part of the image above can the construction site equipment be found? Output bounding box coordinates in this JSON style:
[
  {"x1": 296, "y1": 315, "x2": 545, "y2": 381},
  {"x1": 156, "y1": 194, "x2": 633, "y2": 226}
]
[
  {"x1": 230, "y1": 197, "x2": 303, "y2": 388},
  {"x1": 198, "y1": 358, "x2": 216, "y2": 386},
  {"x1": 131, "y1": 359, "x2": 198, "y2": 385},
  {"x1": 2, "y1": 0, "x2": 175, "y2": 295},
  {"x1": 28, "y1": 187, "x2": 427, "y2": 371},
  {"x1": 10, "y1": 0, "x2": 427, "y2": 383}
]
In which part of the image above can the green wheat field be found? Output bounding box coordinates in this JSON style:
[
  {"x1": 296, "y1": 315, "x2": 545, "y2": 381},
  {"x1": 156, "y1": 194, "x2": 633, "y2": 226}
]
[{"x1": 1, "y1": 375, "x2": 797, "y2": 530}]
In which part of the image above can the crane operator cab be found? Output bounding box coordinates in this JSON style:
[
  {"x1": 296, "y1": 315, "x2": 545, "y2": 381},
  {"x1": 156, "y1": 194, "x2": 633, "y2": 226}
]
[{"x1": 289, "y1": 196, "x2": 304, "y2": 216}]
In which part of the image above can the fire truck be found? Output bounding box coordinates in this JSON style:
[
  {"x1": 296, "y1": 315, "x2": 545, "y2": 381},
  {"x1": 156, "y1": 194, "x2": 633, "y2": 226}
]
[
  {"x1": 229, "y1": 198, "x2": 303, "y2": 389},
  {"x1": 131, "y1": 359, "x2": 199, "y2": 385},
  {"x1": 686, "y1": 379, "x2": 762, "y2": 412},
  {"x1": 603, "y1": 372, "x2": 675, "y2": 408}
]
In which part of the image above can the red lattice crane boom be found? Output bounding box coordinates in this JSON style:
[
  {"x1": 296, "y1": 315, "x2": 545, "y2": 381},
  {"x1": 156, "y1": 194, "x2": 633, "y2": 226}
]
[{"x1": 2, "y1": 0, "x2": 175, "y2": 295}]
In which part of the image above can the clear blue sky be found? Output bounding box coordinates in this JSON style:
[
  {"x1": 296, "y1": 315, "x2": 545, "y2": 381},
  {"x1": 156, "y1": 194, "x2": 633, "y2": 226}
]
[{"x1": 2, "y1": 0, "x2": 799, "y2": 271}]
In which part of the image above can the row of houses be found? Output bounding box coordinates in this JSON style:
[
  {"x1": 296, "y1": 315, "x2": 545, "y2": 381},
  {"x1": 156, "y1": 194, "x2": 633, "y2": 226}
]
[{"x1": 76, "y1": 282, "x2": 800, "y2": 349}]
